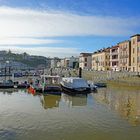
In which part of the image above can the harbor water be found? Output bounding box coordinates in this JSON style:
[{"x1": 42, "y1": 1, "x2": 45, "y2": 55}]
[{"x1": 0, "y1": 88, "x2": 140, "y2": 140}]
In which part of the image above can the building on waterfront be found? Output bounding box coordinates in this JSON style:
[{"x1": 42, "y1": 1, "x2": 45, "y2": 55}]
[
  {"x1": 79, "y1": 53, "x2": 92, "y2": 69},
  {"x1": 63, "y1": 58, "x2": 70, "y2": 68},
  {"x1": 64, "y1": 56, "x2": 79, "y2": 69},
  {"x1": 60, "y1": 59, "x2": 65, "y2": 68},
  {"x1": 130, "y1": 34, "x2": 140, "y2": 72},
  {"x1": 79, "y1": 33, "x2": 140, "y2": 72},
  {"x1": 69, "y1": 56, "x2": 79, "y2": 69},
  {"x1": 110, "y1": 45, "x2": 120, "y2": 71},
  {"x1": 50, "y1": 57, "x2": 60, "y2": 68},
  {"x1": 118, "y1": 40, "x2": 131, "y2": 71},
  {"x1": 92, "y1": 48, "x2": 110, "y2": 71}
]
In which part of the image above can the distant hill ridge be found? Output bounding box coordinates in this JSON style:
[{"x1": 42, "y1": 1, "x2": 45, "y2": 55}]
[{"x1": 0, "y1": 50, "x2": 51, "y2": 68}]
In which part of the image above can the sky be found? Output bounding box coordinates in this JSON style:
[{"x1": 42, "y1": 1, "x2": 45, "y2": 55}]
[{"x1": 0, "y1": 0, "x2": 140, "y2": 58}]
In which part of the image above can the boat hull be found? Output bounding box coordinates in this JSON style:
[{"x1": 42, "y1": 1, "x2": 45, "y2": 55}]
[
  {"x1": 94, "y1": 83, "x2": 107, "y2": 88},
  {"x1": 0, "y1": 85, "x2": 14, "y2": 88},
  {"x1": 61, "y1": 84, "x2": 91, "y2": 95},
  {"x1": 17, "y1": 84, "x2": 30, "y2": 89},
  {"x1": 43, "y1": 86, "x2": 62, "y2": 95}
]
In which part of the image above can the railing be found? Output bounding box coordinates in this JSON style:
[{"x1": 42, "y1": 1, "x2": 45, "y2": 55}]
[
  {"x1": 43, "y1": 68, "x2": 139, "y2": 85},
  {"x1": 82, "y1": 69, "x2": 139, "y2": 83}
]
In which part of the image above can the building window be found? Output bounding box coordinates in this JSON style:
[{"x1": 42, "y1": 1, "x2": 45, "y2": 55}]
[
  {"x1": 133, "y1": 39, "x2": 135, "y2": 45},
  {"x1": 84, "y1": 63, "x2": 87, "y2": 67},
  {"x1": 133, "y1": 57, "x2": 135, "y2": 63},
  {"x1": 138, "y1": 56, "x2": 140, "y2": 63},
  {"x1": 138, "y1": 47, "x2": 140, "y2": 52},
  {"x1": 85, "y1": 58, "x2": 87, "y2": 62},
  {"x1": 133, "y1": 48, "x2": 135, "y2": 54},
  {"x1": 112, "y1": 55, "x2": 118, "y2": 59}
]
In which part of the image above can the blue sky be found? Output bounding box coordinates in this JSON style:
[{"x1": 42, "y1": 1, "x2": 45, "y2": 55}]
[{"x1": 0, "y1": 0, "x2": 140, "y2": 57}]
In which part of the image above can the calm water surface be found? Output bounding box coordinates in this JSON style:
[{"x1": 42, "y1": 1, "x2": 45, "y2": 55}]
[{"x1": 0, "y1": 88, "x2": 140, "y2": 140}]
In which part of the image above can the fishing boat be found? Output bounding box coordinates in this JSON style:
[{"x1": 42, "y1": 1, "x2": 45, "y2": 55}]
[
  {"x1": 43, "y1": 86, "x2": 61, "y2": 95},
  {"x1": 0, "y1": 80, "x2": 14, "y2": 88},
  {"x1": 40, "y1": 75, "x2": 62, "y2": 95},
  {"x1": 14, "y1": 81, "x2": 30, "y2": 89},
  {"x1": 60, "y1": 77, "x2": 91, "y2": 94},
  {"x1": 27, "y1": 78, "x2": 43, "y2": 94}
]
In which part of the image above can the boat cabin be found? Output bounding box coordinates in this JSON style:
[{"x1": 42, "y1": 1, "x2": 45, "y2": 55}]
[{"x1": 40, "y1": 75, "x2": 61, "y2": 85}]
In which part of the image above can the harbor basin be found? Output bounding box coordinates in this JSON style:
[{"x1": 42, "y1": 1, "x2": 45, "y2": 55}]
[{"x1": 0, "y1": 87, "x2": 140, "y2": 140}]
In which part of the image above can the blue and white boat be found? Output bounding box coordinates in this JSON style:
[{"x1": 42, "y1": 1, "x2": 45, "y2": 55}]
[{"x1": 60, "y1": 77, "x2": 91, "y2": 94}]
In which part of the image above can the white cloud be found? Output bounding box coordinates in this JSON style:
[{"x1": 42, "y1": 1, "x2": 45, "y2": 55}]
[
  {"x1": 0, "y1": 37, "x2": 61, "y2": 45},
  {"x1": 0, "y1": 6, "x2": 139, "y2": 38},
  {"x1": 0, "y1": 6, "x2": 139, "y2": 57},
  {"x1": 0, "y1": 46, "x2": 79, "y2": 58}
]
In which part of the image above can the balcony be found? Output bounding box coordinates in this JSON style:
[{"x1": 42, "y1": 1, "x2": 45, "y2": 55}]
[
  {"x1": 110, "y1": 52, "x2": 118, "y2": 55},
  {"x1": 120, "y1": 55, "x2": 128, "y2": 59}
]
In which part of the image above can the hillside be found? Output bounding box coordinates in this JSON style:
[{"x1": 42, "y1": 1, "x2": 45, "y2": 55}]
[{"x1": 0, "y1": 50, "x2": 51, "y2": 68}]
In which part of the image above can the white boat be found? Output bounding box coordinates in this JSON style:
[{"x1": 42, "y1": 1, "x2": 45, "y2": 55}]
[{"x1": 60, "y1": 77, "x2": 91, "y2": 94}]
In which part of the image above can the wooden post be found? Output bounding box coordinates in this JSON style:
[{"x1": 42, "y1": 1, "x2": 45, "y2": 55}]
[
  {"x1": 4, "y1": 67, "x2": 6, "y2": 81},
  {"x1": 50, "y1": 68, "x2": 52, "y2": 76},
  {"x1": 79, "y1": 67, "x2": 82, "y2": 78}
]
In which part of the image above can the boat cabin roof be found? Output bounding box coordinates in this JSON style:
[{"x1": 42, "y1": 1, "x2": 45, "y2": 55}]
[
  {"x1": 62, "y1": 77, "x2": 88, "y2": 88},
  {"x1": 62, "y1": 77, "x2": 84, "y2": 80},
  {"x1": 40, "y1": 75, "x2": 60, "y2": 78}
]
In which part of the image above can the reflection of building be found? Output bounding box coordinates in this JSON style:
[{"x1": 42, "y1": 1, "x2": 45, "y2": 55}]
[
  {"x1": 94, "y1": 88, "x2": 140, "y2": 126},
  {"x1": 40, "y1": 95, "x2": 61, "y2": 109},
  {"x1": 61, "y1": 93, "x2": 87, "y2": 107}
]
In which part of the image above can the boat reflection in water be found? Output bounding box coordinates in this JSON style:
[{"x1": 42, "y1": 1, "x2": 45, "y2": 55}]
[
  {"x1": 40, "y1": 93, "x2": 87, "y2": 109},
  {"x1": 93, "y1": 88, "x2": 140, "y2": 126},
  {"x1": 0, "y1": 88, "x2": 22, "y2": 95},
  {"x1": 61, "y1": 93, "x2": 87, "y2": 108},
  {"x1": 40, "y1": 94, "x2": 61, "y2": 109}
]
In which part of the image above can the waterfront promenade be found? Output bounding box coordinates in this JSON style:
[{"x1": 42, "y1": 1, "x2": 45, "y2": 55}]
[
  {"x1": 0, "y1": 68, "x2": 139, "y2": 88},
  {"x1": 45, "y1": 68, "x2": 140, "y2": 86}
]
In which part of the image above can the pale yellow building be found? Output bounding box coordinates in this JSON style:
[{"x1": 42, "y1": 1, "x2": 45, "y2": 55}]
[
  {"x1": 118, "y1": 40, "x2": 131, "y2": 71},
  {"x1": 79, "y1": 53, "x2": 92, "y2": 69},
  {"x1": 92, "y1": 48, "x2": 110, "y2": 71},
  {"x1": 130, "y1": 34, "x2": 140, "y2": 72}
]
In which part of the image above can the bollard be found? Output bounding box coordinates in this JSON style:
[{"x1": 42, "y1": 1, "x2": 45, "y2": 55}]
[{"x1": 79, "y1": 67, "x2": 82, "y2": 78}]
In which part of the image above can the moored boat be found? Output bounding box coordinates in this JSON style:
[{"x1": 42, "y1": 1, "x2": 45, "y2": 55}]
[
  {"x1": 14, "y1": 81, "x2": 30, "y2": 89},
  {"x1": 43, "y1": 86, "x2": 61, "y2": 95},
  {"x1": 40, "y1": 75, "x2": 62, "y2": 95},
  {"x1": 60, "y1": 77, "x2": 91, "y2": 94},
  {"x1": 0, "y1": 80, "x2": 14, "y2": 88}
]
